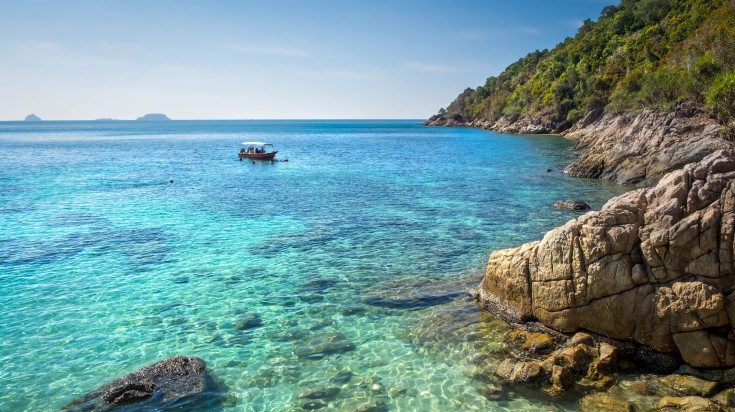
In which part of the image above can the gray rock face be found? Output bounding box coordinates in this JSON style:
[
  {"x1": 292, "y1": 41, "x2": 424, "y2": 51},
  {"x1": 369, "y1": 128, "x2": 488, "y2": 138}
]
[
  {"x1": 474, "y1": 150, "x2": 735, "y2": 368},
  {"x1": 424, "y1": 114, "x2": 566, "y2": 134},
  {"x1": 62, "y1": 356, "x2": 216, "y2": 411},
  {"x1": 563, "y1": 102, "x2": 733, "y2": 186}
]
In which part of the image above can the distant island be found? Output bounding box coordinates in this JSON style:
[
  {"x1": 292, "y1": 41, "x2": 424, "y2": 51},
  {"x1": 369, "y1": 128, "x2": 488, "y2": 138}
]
[
  {"x1": 136, "y1": 113, "x2": 171, "y2": 121},
  {"x1": 24, "y1": 114, "x2": 42, "y2": 122}
]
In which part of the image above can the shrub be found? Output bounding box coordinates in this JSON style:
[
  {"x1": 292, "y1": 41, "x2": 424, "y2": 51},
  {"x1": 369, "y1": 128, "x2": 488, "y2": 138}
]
[{"x1": 706, "y1": 70, "x2": 735, "y2": 122}]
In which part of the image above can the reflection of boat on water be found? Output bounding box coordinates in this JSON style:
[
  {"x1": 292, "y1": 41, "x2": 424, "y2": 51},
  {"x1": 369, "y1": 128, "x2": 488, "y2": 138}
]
[{"x1": 239, "y1": 142, "x2": 277, "y2": 160}]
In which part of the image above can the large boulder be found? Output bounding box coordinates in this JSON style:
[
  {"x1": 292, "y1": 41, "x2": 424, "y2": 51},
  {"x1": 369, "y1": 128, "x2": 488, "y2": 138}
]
[
  {"x1": 62, "y1": 356, "x2": 218, "y2": 411},
  {"x1": 474, "y1": 150, "x2": 735, "y2": 368}
]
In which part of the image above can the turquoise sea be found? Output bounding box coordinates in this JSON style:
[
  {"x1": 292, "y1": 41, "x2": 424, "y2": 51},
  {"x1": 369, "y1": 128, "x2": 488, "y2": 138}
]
[{"x1": 0, "y1": 120, "x2": 629, "y2": 411}]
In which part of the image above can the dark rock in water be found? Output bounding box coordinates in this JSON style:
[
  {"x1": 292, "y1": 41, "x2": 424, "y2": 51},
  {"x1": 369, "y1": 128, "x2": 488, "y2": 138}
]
[
  {"x1": 298, "y1": 386, "x2": 340, "y2": 399},
  {"x1": 553, "y1": 200, "x2": 591, "y2": 211},
  {"x1": 293, "y1": 332, "x2": 356, "y2": 358},
  {"x1": 235, "y1": 313, "x2": 263, "y2": 330},
  {"x1": 302, "y1": 278, "x2": 339, "y2": 292},
  {"x1": 62, "y1": 356, "x2": 216, "y2": 411},
  {"x1": 300, "y1": 399, "x2": 327, "y2": 410},
  {"x1": 299, "y1": 294, "x2": 325, "y2": 303},
  {"x1": 309, "y1": 319, "x2": 336, "y2": 331},
  {"x1": 546, "y1": 168, "x2": 553, "y2": 173},
  {"x1": 363, "y1": 291, "x2": 462, "y2": 310},
  {"x1": 342, "y1": 306, "x2": 368, "y2": 316},
  {"x1": 330, "y1": 370, "x2": 353, "y2": 385}
]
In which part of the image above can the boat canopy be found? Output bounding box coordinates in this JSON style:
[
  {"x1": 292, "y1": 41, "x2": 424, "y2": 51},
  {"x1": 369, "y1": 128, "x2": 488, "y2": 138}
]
[{"x1": 241, "y1": 141, "x2": 271, "y2": 146}]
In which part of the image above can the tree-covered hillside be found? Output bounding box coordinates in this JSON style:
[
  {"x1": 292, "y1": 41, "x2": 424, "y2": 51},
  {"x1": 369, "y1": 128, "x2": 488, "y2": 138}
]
[{"x1": 438, "y1": 0, "x2": 735, "y2": 129}]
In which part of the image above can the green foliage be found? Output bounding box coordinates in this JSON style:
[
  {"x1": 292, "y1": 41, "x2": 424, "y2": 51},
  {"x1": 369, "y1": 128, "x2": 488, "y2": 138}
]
[
  {"x1": 440, "y1": 0, "x2": 735, "y2": 126},
  {"x1": 706, "y1": 70, "x2": 735, "y2": 122}
]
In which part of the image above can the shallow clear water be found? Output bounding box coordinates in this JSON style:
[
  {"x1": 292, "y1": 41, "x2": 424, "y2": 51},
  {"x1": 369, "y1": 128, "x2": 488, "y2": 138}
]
[{"x1": 0, "y1": 120, "x2": 629, "y2": 411}]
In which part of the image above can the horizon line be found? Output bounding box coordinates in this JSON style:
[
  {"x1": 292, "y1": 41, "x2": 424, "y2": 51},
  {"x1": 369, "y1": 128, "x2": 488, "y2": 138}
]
[{"x1": 1, "y1": 118, "x2": 426, "y2": 122}]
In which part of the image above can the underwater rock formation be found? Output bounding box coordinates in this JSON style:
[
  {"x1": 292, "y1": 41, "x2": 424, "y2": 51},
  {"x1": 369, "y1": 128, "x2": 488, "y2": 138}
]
[{"x1": 62, "y1": 356, "x2": 216, "y2": 411}]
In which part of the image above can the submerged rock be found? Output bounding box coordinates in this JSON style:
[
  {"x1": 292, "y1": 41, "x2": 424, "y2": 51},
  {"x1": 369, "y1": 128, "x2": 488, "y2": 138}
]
[
  {"x1": 578, "y1": 392, "x2": 634, "y2": 412},
  {"x1": 235, "y1": 313, "x2": 263, "y2": 330},
  {"x1": 62, "y1": 356, "x2": 217, "y2": 411},
  {"x1": 293, "y1": 332, "x2": 356, "y2": 358},
  {"x1": 659, "y1": 374, "x2": 719, "y2": 397},
  {"x1": 330, "y1": 370, "x2": 353, "y2": 385},
  {"x1": 656, "y1": 395, "x2": 720, "y2": 411},
  {"x1": 553, "y1": 200, "x2": 591, "y2": 211},
  {"x1": 474, "y1": 151, "x2": 735, "y2": 368},
  {"x1": 298, "y1": 386, "x2": 340, "y2": 400},
  {"x1": 300, "y1": 399, "x2": 328, "y2": 410},
  {"x1": 363, "y1": 291, "x2": 462, "y2": 310}
]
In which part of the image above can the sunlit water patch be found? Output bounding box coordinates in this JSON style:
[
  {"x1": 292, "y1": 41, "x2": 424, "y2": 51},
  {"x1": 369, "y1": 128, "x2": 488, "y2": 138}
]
[{"x1": 0, "y1": 120, "x2": 630, "y2": 411}]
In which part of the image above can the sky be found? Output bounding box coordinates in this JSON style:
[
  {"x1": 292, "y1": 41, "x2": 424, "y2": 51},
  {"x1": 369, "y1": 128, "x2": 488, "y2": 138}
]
[{"x1": 0, "y1": 0, "x2": 615, "y2": 120}]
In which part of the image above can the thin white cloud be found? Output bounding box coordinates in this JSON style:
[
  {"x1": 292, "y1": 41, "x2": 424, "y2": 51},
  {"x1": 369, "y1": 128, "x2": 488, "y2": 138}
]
[
  {"x1": 405, "y1": 62, "x2": 473, "y2": 74},
  {"x1": 222, "y1": 44, "x2": 307, "y2": 57},
  {"x1": 5, "y1": 40, "x2": 131, "y2": 67}
]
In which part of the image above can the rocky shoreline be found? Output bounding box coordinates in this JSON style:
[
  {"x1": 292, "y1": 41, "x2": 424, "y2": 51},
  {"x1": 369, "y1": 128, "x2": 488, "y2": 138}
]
[
  {"x1": 471, "y1": 151, "x2": 735, "y2": 408},
  {"x1": 429, "y1": 105, "x2": 735, "y2": 407},
  {"x1": 425, "y1": 102, "x2": 733, "y2": 187}
]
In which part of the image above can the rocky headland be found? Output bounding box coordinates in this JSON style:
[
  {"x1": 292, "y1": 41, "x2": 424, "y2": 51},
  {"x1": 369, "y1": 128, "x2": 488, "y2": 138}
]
[
  {"x1": 563, "y1": 102, "x2": 734, "y2": 186},
  {"x1": 426, "y1": 102, "x2": 734, "y2": 187},
  {"x1": 473, "y1": 150, "x2": 735, "y2": 369}
]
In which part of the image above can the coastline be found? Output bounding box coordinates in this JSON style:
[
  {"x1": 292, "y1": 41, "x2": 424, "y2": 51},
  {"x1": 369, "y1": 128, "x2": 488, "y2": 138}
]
[
  {"x1": 425, "y1": 105, "x2": 735, "y2": 408},
  {"x1": 426, "y1": 102, "x2": 733, "y2": 186}
]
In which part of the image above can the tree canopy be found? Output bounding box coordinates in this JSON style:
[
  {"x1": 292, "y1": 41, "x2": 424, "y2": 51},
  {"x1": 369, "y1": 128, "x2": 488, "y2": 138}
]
[{"x1": 442, "y1": 0, "x2": 735, "y2": 127}]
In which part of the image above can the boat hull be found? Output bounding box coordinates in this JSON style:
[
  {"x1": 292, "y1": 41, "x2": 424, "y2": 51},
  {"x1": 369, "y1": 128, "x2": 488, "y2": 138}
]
[{"x1": 239, "y1": 151, "x2": 277, "y2": 160}]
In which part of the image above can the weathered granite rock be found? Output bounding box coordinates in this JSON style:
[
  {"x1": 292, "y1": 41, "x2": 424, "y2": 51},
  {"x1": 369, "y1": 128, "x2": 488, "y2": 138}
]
[
  {"x1": 656, "y1": 395, "x2": 722, "y2": 411},
  {"x1": 563, "y1": 102, "x2": 733, "y2": 186},
  {"x1": 578, "y1": 392, "x2": 634, "y2": 412},
  {"x1": 424, "y1": 113, "x2": 567, "y2": 134},
  {"x1": 659, "y1": 374, "x2": 719, "y2": 397},
  {"x1": 554, "y1": 200, "x2": 591, "y2": 211},
  {"x1": 474, "y1": 150, "x2": 735, "y2": 368},
  {"x1": 62, "y1": 356, "x2": 216, "y2": 411}
]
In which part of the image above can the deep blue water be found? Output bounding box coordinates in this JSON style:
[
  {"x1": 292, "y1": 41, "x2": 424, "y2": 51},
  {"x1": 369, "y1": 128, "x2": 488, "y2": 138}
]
[{"x1": 0, "y1": 120, "x2": 628, "y2": 411}]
